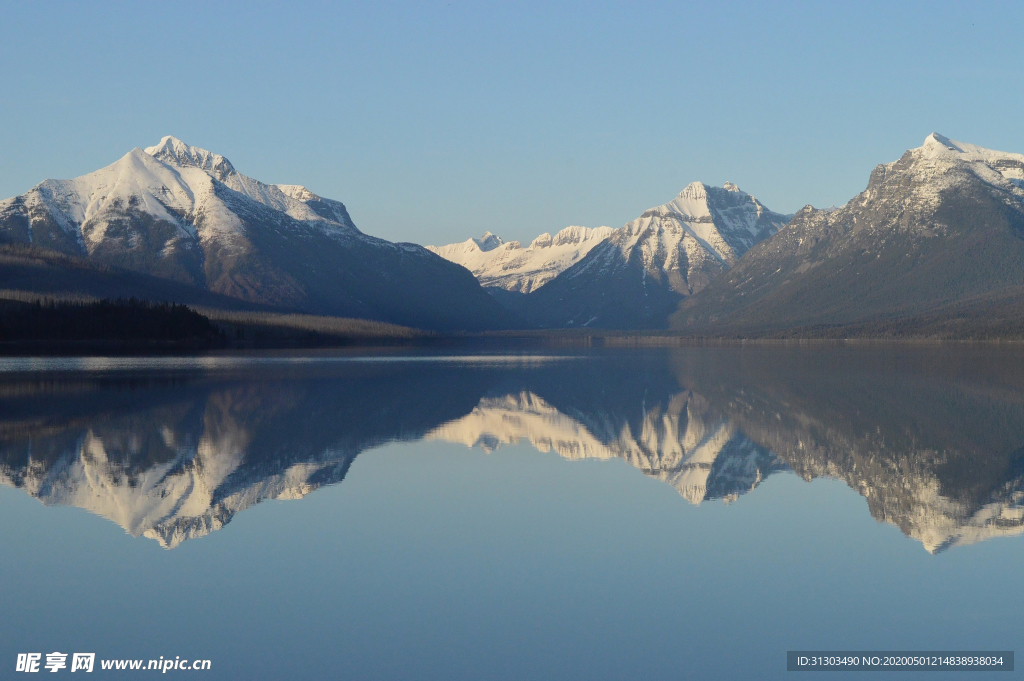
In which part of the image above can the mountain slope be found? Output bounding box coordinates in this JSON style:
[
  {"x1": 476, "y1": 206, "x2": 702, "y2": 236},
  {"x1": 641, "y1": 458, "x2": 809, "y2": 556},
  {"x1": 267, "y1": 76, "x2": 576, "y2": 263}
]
[
  {"x1": 673, "y1": 134, "x2": 1024, "y2": 335},
  {"x1": 0, "y1": 136, "x2": 513, "y2": 331},
  {"x1": 427, "y1": 225, "x2": 613, "y2": 294},
  {"x1": 525, "y1": 182, "x2": 790, "y2": 329}
]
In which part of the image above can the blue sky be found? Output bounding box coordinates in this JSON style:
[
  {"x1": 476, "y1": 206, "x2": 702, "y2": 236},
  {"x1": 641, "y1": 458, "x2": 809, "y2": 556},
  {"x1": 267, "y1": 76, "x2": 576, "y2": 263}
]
[{"x1": 2, "y1": 1, "x2": 1022, "y2": 245}]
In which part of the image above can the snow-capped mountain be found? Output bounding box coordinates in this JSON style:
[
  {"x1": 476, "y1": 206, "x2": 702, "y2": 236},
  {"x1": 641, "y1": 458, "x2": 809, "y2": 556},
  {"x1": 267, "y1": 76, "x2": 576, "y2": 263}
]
[
  {"x1": 426, "y1": 389, "x2": 781, "y2": 504},
  {"x1": 427, "y1": 225, "x2": 613, "y2": 294},
  {"x1": 0, "y1": 136, "x2": 511, "y2": 331},
  {"x1": 525, "y1": 182, "x2": 790, "y2": 328},
  {"x1": 674, "y1": 134, "x2": 1024, "y2": 335}
]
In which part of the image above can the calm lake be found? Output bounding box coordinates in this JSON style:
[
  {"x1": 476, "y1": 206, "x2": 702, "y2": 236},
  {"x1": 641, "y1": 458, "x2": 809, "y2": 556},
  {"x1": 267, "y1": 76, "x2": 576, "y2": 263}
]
[{"x1": 1, "y1": 346, "x2": 1022, "y2": 679}]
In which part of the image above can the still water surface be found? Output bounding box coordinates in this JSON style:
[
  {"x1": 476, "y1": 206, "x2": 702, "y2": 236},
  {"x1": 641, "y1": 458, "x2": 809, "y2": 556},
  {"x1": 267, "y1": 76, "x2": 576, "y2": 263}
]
[{"x1": 1, "y1": 347, "x2": 1022, "y2": 679}]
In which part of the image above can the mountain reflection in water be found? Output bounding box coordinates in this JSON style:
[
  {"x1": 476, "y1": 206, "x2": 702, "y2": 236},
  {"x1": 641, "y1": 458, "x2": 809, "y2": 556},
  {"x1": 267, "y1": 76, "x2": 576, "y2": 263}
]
[{"x1": 1, "y1": 347, "x2": 1023, "y2": 552}]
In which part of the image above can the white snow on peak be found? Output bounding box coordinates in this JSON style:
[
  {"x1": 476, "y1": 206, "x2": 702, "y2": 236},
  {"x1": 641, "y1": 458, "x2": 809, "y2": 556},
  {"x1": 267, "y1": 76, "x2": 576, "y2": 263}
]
[
  {"x1": 23, "y1": 147, "x2": 215, "y2": 244},
  {"x1": 595, "y1": 181, "x2": 787, "y2": 283},
  {"x1": 915, "y1": 133, "x2": 1024, "y2": 183},
  {"x1": 676, "y1": 181, "x2": 709, "y2": 201},
  {"x1": 142, "y1": 137, "x2": 342, "y2": 223},
  {"x1": 2, "y1": 137, "x2": 360, "y2": 256},
  {"x1": 428, "y1": 182, "x2": 787, "y2": 298},
  {"x1": 474, "y1": 231, "x2": 504, "y2": 251},
  {"x1": 529, "y1": 232, "x2": 553, "y2": 248},
  {"x1": 428, "y1": 225, "x2": 613, "y2": 293},
  {"x1": 144, "y1": 135, "x2": 236, "y2": 179},
  {"x1": 861, "y1": 134, "x2": 1024, "y2": 212},
  {"x1": 919, "y1": 133, "x2": 1024, "y2": 168}
]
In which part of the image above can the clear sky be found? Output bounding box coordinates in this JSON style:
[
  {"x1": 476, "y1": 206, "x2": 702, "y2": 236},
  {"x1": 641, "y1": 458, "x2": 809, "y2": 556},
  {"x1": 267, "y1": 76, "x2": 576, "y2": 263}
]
[{"x1": 2, "y1": 1, "x2": 1022, "y2": 246}]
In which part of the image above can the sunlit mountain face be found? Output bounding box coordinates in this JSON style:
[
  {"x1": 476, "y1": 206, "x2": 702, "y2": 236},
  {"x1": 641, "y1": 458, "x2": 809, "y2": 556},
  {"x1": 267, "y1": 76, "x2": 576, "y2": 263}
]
[{"x1": 1, "y1": 348, "x2": 1023, "y2": 552}]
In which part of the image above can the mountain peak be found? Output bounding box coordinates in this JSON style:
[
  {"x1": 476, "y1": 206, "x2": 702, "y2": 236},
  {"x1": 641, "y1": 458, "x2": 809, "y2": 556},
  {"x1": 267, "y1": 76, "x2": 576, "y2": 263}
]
[
  {"x1": 678, "y1": 181, "x2": 708, "y2": 200},
  {"x1": 552, "y1": 225, "x2": 611, "y2": 246},
  {"x1": 473, "y1": 231, "x2": 504, "y2": 251},
  {"x1": 914, "y1": 134, "x2": 1024, "y2": 184},
  {"x1": 144, "y1": 135, "x2": 236, "y2": 178},
  {"x1": 428, "y1": 225, "x2": 613, "y2": 293},
  {"x1": 529, "y1": 232, "x2": 553, "y2": 248},
  {"x1": 923, "y1": 132, "x2": 962, "y2": 153}
]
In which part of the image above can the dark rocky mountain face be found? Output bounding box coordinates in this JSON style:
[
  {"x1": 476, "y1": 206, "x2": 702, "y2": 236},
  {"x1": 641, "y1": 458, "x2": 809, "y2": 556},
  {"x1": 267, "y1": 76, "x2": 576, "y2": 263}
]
[
  {"x1": 522, "y1": 182, "x2": 789, "y2": 329},
  {"x1": 0, "y1": 137, "x2": 514, "y2": 331},
  {"x1": 672, "y1": 134, "x2": 1024, "y2": 336}
]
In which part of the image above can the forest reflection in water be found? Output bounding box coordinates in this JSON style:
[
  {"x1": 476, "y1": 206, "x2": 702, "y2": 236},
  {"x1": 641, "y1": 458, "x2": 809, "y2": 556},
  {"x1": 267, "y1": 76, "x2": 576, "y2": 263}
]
[{"x1": 1, "y1": 346, "x2": 1023, "y2": 553}]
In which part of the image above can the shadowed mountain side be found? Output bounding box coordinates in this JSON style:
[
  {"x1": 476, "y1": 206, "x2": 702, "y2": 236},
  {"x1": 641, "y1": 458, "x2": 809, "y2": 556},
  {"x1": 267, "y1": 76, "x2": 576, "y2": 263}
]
[
  {"x1": 670, "y1": 346, "x2": 1024, "y2": 551},
  {"x1": 0, "y1": 245, "x2": 274, "y2": 311},
  {"x1": 716, "y1": 286, "x2": 1024, "y2": 340},
  {"x1": 0, "y1": 362, "x2": 508, "y2": 547},
  {"x1": 214, "y1": 189, "x2": 519, "y2": 330},
  {"x1": 523, "y1": 243, "x2": 687, "y2": 329}
]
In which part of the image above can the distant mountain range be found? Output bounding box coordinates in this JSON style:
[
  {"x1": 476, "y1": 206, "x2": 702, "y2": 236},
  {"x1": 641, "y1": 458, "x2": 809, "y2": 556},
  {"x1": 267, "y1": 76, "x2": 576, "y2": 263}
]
[
  {"x1": 427, "y1": 226, "x2": 613, "y2": 294},
  {"x1": 0, "y1": 136, "x2": 511, "y2": 331},
  {"x1": 429, "y1": 182, "x2": 788, "y2": 328},
  {"x1": 427, "y1": 134, "x2": 1024, "y2": 335},
  {"x1": 3, "y1": 133, "x2": 1024, "y2": 336}
]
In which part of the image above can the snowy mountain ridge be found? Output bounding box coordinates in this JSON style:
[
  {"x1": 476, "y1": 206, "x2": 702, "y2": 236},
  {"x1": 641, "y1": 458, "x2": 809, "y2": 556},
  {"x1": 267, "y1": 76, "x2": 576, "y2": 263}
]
[
  {"x1": 427, "y1": 225, "x2": 613, "y2": 293},
  {"x1": 2, "y1": 136, "x2": 357, "y2": 247},
  {"x1": 589, "y1": 181, "x2": 790, "y2": 280}
]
